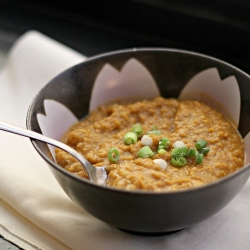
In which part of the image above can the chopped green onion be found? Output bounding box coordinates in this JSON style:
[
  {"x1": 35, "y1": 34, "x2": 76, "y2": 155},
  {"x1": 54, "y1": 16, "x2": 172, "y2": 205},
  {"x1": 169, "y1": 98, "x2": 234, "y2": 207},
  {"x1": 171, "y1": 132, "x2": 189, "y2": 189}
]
[
  {"x1": 108, "y1": 148, "x2": 120, "y2": 162},
  {"x1": 195, "y1": 151, "x2": 203, "y2": 164},
  {"x1": 159, "y1": 137, "x2": 170, "y2": 148},
  {"x1": 158, "y1": 149, "x2": 167, "y2": 154},
  {"x1": 157, "y1": 145, "x2": 165, "y2": 151},
  {"x1": 160, "y1": 137, "x2": 170, "y2": 145},
  {"x1": 171, "y1": 156, "x2": 187, "y2": 167},
  {"x1": 171, "y1": 147, "x2": 188, "y2": 157},
  {"x1": 147, "y1": 130, "x2": 161, "y2": 135},
  {"x1": 131, "y1": 123, "x2": 143, "y2": 137},
  {"x1": 147, "y1": 125, "x2": 161, "y2": 135},
  {"x1": 137, "y1": 146, "x2": 154, "y2": 158},
  {"x1": 124, "y1": 132, "x2": 137, "y2": 145},
  {"x1": 157, "y1": 137, "x2": 170, "y2": 152},
  {"x1": 187, "y1": 148, "x2": 196, "y2": 157},
  {"x1": 195, "y1": 140, "x2": 208, "y2": 150},
  {"x1": 199, "y1": 147, "x2": 210, "y2": 155}
]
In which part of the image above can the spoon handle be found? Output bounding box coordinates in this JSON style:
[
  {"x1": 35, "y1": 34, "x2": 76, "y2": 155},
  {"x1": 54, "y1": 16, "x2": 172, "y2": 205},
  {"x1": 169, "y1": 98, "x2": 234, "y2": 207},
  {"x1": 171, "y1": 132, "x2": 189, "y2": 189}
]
[{"x1": 0, "y1": 120, "x2": 94, "y2": 179}]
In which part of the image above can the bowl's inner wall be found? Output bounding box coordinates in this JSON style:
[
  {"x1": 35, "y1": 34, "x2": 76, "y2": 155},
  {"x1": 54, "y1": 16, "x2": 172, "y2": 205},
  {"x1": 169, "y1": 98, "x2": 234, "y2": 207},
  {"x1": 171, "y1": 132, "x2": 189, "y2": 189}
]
[{"x1": 27, "y1": 49, "x2": 250, "y2": 139}]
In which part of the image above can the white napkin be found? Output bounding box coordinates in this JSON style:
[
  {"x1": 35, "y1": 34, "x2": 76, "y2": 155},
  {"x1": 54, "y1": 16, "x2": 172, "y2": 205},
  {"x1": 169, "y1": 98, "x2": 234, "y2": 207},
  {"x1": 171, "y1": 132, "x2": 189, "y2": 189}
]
[{"x1": 0, "y1": 30, "x2": 250, "y2": 250}]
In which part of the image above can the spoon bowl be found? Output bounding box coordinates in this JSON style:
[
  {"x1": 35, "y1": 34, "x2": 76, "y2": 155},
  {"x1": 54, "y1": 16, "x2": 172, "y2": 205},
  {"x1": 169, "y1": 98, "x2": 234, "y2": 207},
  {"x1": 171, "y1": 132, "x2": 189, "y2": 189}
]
[{"x1": 0, "y1": 120, "x2": 107, "y2": 184}]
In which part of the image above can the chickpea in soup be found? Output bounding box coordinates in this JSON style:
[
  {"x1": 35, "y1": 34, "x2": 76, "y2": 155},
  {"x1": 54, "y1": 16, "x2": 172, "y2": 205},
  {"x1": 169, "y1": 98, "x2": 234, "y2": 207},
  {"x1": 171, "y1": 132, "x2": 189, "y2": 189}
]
[{"x1": 55, "y1": 97, "x2": 245, "y2": 191}]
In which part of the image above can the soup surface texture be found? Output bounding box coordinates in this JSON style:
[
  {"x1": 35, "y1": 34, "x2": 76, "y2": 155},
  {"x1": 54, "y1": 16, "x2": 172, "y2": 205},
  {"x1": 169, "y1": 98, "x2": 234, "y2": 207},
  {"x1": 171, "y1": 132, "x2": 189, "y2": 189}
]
[{"x1": 55, "y1": 97, "x2": 245, "y2": 191}]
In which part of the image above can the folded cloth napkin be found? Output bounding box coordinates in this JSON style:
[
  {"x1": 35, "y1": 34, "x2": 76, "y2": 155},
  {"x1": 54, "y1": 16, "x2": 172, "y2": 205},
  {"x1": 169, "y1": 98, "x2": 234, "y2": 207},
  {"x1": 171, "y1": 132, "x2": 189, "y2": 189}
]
[{"x1": 0, "y1": 30, "x2": 250, "y2": 250}]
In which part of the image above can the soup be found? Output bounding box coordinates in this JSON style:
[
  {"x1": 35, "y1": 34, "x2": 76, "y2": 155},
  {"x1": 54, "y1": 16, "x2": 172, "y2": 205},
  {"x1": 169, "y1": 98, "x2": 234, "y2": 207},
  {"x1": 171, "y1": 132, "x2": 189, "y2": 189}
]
[{"x1": 55, "y1": 97, "x2": 245, "y2": 191}]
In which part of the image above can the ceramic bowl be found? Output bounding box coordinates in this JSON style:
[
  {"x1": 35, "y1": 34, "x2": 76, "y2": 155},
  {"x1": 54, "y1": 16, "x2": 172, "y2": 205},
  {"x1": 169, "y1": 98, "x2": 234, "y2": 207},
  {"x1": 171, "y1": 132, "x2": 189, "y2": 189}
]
[{"x1": 26, "y1": 48, "x2": 250, "y2": 235}]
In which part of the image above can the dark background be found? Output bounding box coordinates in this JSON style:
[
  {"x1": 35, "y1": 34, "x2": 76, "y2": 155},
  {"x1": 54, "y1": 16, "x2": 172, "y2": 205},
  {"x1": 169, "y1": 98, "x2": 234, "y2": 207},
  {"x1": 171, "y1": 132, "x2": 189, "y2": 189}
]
[
  {"x1": 0, "y1": 0, "x2": 250, "y2": 248},
  {"x1": 0, "y1": 0, "x2": 250, "y2": 72}
]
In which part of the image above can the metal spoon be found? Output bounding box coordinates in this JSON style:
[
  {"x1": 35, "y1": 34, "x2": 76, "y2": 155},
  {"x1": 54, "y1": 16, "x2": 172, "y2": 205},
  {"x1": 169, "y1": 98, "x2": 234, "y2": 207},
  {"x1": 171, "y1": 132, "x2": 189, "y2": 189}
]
[{"x1": 0, "y1": 121, "x2": 107, "y2": 185}]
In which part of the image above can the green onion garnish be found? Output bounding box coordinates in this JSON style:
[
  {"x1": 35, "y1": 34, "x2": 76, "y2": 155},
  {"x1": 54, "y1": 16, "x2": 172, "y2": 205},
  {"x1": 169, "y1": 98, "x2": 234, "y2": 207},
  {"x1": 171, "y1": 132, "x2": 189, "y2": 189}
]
[
  {"x1": 169, "y1": 139, "x2": 209, "y2": 166},
  {"x1": 124, "y1": 132, "x2": 137, "y2": 145},
  {"x1": 157, "y1": 145, "x2": 165, "y2": 151},
  {"x1": 199, "y1": 147, "x2": 210, "y2": 155},
  {"x1": 157, "y1": 137, "x2": 170, "y2": 152},
  {"x1": 187, "y1": 148, "x2": 196, "y2": 157},
  {"x1": 159, "y1": 137, "x2": 170, "y2": 148},
  {"x1": 195, "y1": 140, "x2": 208, "y2": 150},
  {"x1": 147, "y1": 130, "x2": 161, "y2": 135},
  {"x1": 171, "y1": 147, "x2": 188, "y2": 157},
  {"x1": 147, "y1": 125, "x2": 161, "y2": 135},
  {"x1": 195, "y1": 151, "x2": 203, "y2": 164},
  {"x1": 131, "y1": 123, "x2": 143, "y2": 137},
  {"x1": 158, "y1": 149, "x2": 167, "y2": 154},
  {"x1": 160, "y1": 137, "x2": 170, "y2": 145},
  {"x1": 108, "y1": 148, "x2": 120, "y2": 162},
  {"x1": 137, "y1": 146, "x2": 154, "y2": 158},
  {"x1": 171, "y1": 156, "x2": 187, "y2": 167}
]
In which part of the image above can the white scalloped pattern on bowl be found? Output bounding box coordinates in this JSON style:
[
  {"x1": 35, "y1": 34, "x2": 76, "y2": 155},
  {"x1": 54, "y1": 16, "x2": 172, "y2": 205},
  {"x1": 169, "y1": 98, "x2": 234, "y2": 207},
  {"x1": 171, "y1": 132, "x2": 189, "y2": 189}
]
[
  {"x1": 37, "y1": 99, "x2": 78, "y2": 160},
  {"x1": 37, "y1": 61, "x2": 249, "y2": 164},
  {"x1": 178, "y1": 68, "x2": 241, "y2": 127},
  {"x1": 89, "y1": 58, "x2": 160, "y2": 111}
]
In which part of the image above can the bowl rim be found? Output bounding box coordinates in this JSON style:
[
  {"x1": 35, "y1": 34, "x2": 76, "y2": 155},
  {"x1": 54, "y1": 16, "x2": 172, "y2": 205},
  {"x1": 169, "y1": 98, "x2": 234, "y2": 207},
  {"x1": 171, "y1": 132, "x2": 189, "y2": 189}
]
[{"x1": 26, "y1": 46, "x2": 250, "y2": 196}]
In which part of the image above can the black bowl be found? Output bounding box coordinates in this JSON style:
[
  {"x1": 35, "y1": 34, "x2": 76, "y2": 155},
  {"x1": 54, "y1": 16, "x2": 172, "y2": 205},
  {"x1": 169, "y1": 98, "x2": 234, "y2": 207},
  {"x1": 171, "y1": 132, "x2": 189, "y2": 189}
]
[{"x1": 26, "y1": 48, "x2": 250, "y2": 234}]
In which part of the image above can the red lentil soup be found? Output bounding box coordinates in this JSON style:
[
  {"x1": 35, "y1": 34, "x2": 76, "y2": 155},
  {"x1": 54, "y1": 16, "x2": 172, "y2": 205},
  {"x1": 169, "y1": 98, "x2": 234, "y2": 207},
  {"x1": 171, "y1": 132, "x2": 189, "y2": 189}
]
[{"x1": 55, "y1": 97, "x2": 245, "y2": 191}]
